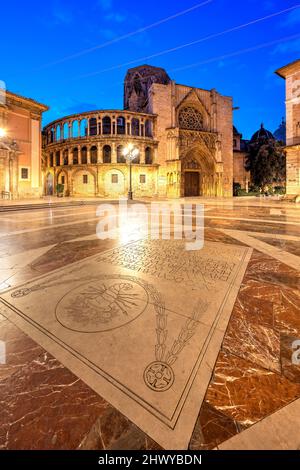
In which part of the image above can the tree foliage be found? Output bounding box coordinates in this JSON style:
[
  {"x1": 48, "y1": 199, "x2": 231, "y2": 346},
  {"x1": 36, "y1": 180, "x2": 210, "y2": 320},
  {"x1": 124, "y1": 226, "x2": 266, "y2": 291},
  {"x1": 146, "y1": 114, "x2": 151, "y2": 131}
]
[{"x1": 245, "y1": 139, "x2": 286, "y2": 189}]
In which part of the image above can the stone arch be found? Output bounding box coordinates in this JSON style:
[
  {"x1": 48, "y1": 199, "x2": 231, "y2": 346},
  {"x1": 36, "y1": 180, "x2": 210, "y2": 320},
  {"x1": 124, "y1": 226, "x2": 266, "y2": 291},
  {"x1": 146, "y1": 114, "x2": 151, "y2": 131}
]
[
  {"x1": 45, "y1": 172, "x2": 54, "y2": 195},
  {"x1": 63, "y1": 122, "x2": 69, "y2": 139},
  {"x1": 72, "y1": 120, "x2": 79, "y2": 137},
  {"x1": 145, "y1": 146, "x2": 153, "y2": 164},
  {"x1": 131, "y1": 118, "x2": 140, "y2": 136},
  {"x1": 80, "y1": 119, "x2": 88, "y2": 137},
  {"x1": 81, "y1": 146, "x2": 88, "y2": 164},
  {"x1": 72, "y1": 168, "x2": 96, "y2": 196},
  {"x1": 117, "y1": 116, "x2": 126, "y2": 135},
  {"x1": 89, "y1": 117, "x2": 97, "y2": 136},
  {"x1": 57, "y1": 168, "x2": 69, "y2": 191},
  {"x1": 56, "y1": 125, "x2": 61, "y2": 141},
  {"x1": 90, "y1": 145, "x2": 98, "y2": 164},
  {"x1": 181, "y1": 144, "x2": 219, "y2": 197},
  {"x1": 104, "y1": 168, "x2": 126, "y2": 196},
  {"x1": 117, "y1": 145, "x2": 126, "y2": 163},
  {"x1": 102, "y1": 116, "x2": 111, "y2": 134},
  {"x1": 72, "y1": 147, "x2": 79, "y2": 164},
  {"x1": 63, "y1": 148, "x2": 69, "y2": 165},
  {"x1": 103, "y1": 145, "x2": 111, "y2": 163}
]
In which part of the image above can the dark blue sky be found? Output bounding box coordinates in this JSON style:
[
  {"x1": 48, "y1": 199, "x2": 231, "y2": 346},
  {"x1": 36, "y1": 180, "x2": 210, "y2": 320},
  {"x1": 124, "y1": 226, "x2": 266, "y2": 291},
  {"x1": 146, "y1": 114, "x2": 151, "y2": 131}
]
[{"x1": 1, "y1": 0, "x2": 300, "y2": 139}]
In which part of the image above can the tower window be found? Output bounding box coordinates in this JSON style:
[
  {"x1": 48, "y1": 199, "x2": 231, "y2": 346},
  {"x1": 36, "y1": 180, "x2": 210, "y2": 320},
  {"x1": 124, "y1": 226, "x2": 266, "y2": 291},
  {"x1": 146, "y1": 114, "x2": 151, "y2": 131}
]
[{"x1": 83, "y1": 174, "x2": 88, "y2": 184}]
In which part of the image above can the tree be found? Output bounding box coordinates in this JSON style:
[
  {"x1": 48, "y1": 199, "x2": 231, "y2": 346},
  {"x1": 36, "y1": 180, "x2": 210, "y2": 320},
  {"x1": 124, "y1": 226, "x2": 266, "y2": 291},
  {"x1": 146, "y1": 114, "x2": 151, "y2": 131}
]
[{"x1": 245, "y1": 139, "x2": 286, "y2": 191}]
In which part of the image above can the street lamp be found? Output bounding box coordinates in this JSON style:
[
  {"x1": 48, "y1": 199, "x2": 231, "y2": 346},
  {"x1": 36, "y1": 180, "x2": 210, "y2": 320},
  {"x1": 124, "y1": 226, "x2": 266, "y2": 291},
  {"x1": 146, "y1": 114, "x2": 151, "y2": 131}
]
[
  {"x1": 0, "y1": 128, "x2": 6, "y2": 138},
  {"x1": 123, "y1": 143, "x2": 139, "y2": 201}
]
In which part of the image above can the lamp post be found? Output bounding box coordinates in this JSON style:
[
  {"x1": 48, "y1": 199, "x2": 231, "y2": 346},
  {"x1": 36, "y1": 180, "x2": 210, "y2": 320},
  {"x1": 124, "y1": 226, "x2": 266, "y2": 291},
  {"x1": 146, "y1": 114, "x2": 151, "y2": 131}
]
[
  {"x1": 123, "y1": 143, "x2": 139, "y2": 201},
  {"x1": 0, "y1": 128, "x2": 6, "y2": 139}
]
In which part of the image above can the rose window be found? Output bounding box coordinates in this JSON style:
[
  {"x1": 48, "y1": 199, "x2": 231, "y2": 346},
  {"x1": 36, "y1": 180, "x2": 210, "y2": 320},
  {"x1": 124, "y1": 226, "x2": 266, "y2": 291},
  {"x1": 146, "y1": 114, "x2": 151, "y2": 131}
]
[{"x1": 179, "y1": 106, "x2": 204, "y2": 130}]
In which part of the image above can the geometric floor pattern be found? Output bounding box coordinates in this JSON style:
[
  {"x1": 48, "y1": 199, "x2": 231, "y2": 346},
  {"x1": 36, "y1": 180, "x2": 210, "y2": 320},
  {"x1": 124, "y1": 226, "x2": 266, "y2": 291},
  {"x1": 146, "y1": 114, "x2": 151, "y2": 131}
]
[{"x1": 0, "y1": 198, "x2": 299, "y2": 449}]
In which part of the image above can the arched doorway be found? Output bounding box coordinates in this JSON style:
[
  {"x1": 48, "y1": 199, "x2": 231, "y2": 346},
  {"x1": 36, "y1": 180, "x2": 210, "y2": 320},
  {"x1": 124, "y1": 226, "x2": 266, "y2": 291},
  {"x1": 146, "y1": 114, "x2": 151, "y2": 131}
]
[
  {"x1": 46, "y1": 172, "x2": 54, "y2": 195},
  {"x1": 181, "y1": 146, "x2": 217, "y2": 197}
]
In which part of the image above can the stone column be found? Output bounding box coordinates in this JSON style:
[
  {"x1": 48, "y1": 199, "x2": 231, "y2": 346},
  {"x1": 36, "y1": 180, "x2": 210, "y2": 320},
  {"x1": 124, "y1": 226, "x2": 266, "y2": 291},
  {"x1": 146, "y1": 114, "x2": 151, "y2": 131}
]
[
  {"x1": 68, "y1": 123, "x2": 72, "y2": 138},
  {"x1": 111, "y1": 143, "x2": 117, "y2": 163},
  {"x1": 140, "y1": 146, "x2": 145, "y2": 164},
  {"x1": 97, "y1": 143, "x2": 102, "y2": 163},
  {"x1": 87, "y1": 148, "x2": 91, "y2": 164}
]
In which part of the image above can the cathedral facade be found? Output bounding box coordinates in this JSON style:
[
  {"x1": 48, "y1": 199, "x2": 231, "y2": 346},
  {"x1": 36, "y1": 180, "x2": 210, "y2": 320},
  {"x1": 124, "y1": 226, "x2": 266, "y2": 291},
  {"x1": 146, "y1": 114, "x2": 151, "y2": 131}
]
[{"x1": 42, "y1": 65, "x2": 234, "y2": 198}]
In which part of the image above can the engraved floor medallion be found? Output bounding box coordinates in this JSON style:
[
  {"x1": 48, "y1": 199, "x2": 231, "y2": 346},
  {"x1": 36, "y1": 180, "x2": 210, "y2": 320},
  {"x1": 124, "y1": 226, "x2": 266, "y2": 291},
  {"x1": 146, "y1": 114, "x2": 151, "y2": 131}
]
[
  {"x1": 55, "y1": 277, "x2": 149, "y2": 333},
  {"x1": 0, "y1": 239, "x2": 252, "y2": 449}
]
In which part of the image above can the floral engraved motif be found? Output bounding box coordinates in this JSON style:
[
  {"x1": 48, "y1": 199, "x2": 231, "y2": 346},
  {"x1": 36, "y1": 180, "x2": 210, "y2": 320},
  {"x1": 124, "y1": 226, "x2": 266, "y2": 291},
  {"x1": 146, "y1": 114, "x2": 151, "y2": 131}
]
[
  {"x1": 55, "y1": 277, "x2": 149, "y2": 333},
  {"x1": 144, "y1": 361, "x2": 175, "y2": 392}
]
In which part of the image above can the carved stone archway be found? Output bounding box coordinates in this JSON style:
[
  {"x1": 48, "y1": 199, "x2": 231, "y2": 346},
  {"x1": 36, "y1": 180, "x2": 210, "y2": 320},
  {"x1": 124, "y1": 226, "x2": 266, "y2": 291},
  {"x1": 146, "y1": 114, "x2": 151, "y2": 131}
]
[{"x1": 180, "y1": 143, "x2": 222, "y2": 197}]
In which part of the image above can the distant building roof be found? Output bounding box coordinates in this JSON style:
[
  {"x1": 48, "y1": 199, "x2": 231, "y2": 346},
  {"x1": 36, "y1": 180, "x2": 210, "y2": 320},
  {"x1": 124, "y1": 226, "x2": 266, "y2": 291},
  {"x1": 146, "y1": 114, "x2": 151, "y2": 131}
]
[
  {"x1": 233, "y1": 125, "x2": 241, "y2": 136},
  {"x1": 273, "y1": 118, "x2": 286, "y2": 144},
  {"x1": 275, "y1": 59, "x2": 300, "y2": 79},
  {"x1": 250, "y1": 123, "x2": 274, "y2": 142}
]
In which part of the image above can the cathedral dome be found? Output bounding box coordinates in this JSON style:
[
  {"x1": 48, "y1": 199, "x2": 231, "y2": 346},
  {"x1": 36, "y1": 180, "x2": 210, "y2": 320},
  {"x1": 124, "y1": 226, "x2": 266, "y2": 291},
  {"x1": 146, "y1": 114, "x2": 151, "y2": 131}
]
[
  {"x1": 251, "y1": 123, "x2": 274, "y2": 142},
  {"x1": 273, "y1": 118, "x2": 286, "y2": 144}
]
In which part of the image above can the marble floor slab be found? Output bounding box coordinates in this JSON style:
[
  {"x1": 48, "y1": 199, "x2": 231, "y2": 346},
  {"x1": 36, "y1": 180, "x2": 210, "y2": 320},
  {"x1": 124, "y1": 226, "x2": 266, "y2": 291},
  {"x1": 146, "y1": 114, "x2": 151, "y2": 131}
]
[{"x1": 0, "y1": 239, "x2": 251, "y2": 449}]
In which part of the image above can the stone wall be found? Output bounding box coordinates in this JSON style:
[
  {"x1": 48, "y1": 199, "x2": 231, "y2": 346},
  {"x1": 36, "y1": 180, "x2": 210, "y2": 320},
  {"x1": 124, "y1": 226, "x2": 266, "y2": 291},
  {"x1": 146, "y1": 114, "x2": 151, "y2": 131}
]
[{"x1": 276, "y1": 60, "x2": 300, "y2": 196}]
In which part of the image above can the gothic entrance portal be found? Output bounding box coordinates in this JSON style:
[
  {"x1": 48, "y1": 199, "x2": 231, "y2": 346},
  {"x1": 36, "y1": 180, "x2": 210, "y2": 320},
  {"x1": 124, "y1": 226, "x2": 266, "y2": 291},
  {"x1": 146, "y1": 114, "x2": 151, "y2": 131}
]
[{"x1": 184, "y1": 171, "x2": 200, "y2": 197}]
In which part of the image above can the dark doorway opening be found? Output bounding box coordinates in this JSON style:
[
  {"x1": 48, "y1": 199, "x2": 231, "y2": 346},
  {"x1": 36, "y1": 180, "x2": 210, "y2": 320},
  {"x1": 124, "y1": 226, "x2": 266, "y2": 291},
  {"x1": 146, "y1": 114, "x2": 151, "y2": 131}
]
[{"x1": 184, "y1": 171, "x2": 200, "y2": 197}]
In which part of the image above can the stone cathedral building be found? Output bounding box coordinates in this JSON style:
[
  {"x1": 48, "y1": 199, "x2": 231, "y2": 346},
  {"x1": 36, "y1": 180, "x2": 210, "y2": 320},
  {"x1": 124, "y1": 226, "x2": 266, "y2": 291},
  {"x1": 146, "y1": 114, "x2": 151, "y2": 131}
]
[
  {"x1": 276, "y1": 59, "x2": 300, "y2": 196},
  {"x1": 42, "y1": 65, "x2": 233, "y2": 198}
]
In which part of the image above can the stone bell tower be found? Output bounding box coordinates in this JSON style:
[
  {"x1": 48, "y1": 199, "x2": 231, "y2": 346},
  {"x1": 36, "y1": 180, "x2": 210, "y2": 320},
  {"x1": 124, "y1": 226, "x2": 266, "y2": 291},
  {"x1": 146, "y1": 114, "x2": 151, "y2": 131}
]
[{"x1": 124, "y1": 64, "x2": 171, "y2": 113}]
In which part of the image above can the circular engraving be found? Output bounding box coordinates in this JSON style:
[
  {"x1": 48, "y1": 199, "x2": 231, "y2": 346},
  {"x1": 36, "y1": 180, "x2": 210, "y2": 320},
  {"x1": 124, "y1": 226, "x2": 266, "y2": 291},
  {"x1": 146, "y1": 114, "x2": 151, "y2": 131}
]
[
  {"x1": 144, "y1": 361, "x2": 174, "y2": 392},
  {"x1": 55, "y1": 277, "x2": 148, "y2": 333}
]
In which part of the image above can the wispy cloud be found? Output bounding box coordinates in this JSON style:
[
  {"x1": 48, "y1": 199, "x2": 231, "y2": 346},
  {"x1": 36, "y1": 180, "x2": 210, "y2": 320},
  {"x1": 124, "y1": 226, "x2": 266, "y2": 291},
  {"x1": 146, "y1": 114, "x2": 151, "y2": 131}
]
[
  {"x1": 271, "y1": 37, "x2": 300, "y2": 54},
  {"x1": 63, "y1": 102, "x2": 99, "y2": 114},
  {"x1": 99, "y1": 28, "x2": 117, "y2": 40},
  {"x1": 104, "y1": 12, "x2": 127, "y2": 23},
  {"x1": 52, "y1": 0, "x2": 73, "y2": 25},
  {"x1": 263, "y1": 1, "x2": 276, "y2": 10},
  {"x1": 98, "y1": 0, "x2": 113, "y2": 12},
  {"x1": 37, "y1": 1, "x2": 213, "y2": 70},
  {"x1": 282, "y1": 7, "x2": 300, "y2": 26}
]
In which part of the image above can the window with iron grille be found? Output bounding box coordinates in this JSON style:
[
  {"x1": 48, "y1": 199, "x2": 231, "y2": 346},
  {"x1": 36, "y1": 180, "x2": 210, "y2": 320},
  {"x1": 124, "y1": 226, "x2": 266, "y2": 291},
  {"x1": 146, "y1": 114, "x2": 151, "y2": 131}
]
[{"x1": 21, "y1": 168, "x2": 29, "y2": 180}]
